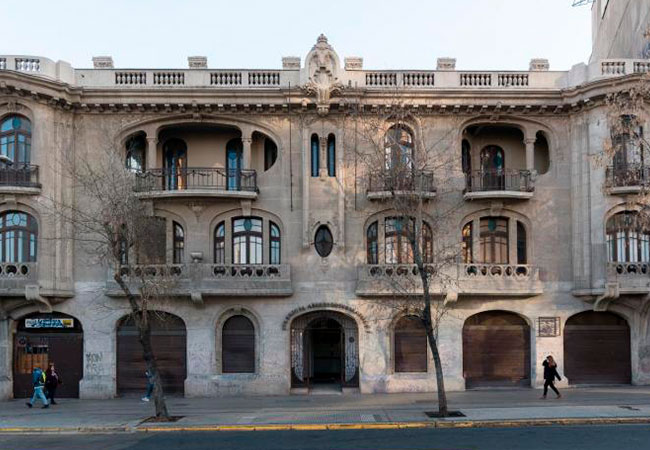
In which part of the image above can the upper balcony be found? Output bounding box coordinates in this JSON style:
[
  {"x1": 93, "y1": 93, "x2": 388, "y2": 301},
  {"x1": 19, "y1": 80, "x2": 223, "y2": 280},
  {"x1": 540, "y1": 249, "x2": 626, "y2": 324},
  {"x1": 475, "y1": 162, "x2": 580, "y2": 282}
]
[
  {"x1": 605, "y1": 262, "x2": 650, "y2": 295},
  {"x1": 605, "y1": 164, "x2": 650, "y2": 195},
  {"x1": 355, "y1": 263, "x2": 542, "y2": 298},
  {"x1": 464, "y1": 169, "x2": 534, "y2": 200},
  {"x1": 0, "y1": 164, "x2": 42, "y2": 195},
  {"x1": 105, "y1": 263, "x2": 292, "y2": 301},
  {"x1": 0, "y1": 262, "x2": 38, "y2": 296},
  {"x1": 134, "y1": 167, "x2": 258, "y2": 200},
  {"x1": 366, "y1": 170, "x2": 436, "y2": 201}
]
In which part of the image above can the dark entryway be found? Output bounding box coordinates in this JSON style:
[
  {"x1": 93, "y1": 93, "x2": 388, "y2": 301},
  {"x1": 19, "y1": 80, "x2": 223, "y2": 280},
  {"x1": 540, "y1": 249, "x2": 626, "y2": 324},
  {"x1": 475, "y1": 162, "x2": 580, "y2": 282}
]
[
  {"x1": 13, "y1": 312, "x2": 83, "y2": 398},
  {"x1": 305, "y1": 318, "x2": 343, "y2": 386},
  {"x1": 463, "y1": 310, "x2": 531, "y2": 388},
  {"x1": 116, "y1": 311, "x2": 187, "y2": 395},
  {"x1": 564, "y1": 311, "x2": 631, "y2": 385}
]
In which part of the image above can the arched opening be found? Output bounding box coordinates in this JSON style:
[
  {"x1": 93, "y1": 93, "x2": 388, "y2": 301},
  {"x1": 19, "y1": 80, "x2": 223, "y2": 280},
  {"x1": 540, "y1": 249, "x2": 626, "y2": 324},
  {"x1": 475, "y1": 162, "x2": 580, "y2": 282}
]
[
  {"x1": 13, "y1": 312, "x2": 83, "y2": 398},
  {"x1": 172, "y1": 221, "x2": 184, "y2": 264},
  {"x1": 534, "y1": 131, "x2": 550, "y2": 175},
  {"x1": 222, "y1": 315, "x2": 255, "y2": 373},
  {"x1": 1, "y1": 115, "x2": 31, "y2": 165},
  {"x1": 564, "y1": 311, "x2": 631, "y2": 384},
  {"x1": 480, "y1": 145, "x2": 505, "y2": 190},
  {"x1": 0, "y1": 211, "x2": 38, "y2": 264},
  {"x1": 606, "y1": 211, "x2": 650, "y2": 265},
  {"x1": 264, "y1": 138, "x2": 278, "y2": 171},
  {"x1": 125, "y1": 133, "x2": 146, "y2": 172},
  {"x1": 116, "y1": 311, "x2": 187, "y2": 395},
  {"x1": 226, "y1": 138, "x2": 243, "y2": 191},
  {"x1": 394, "y1": 316, "x2": 427, "y2": 373},
  {"x1": 290, "y1": 311, "x2": 359, "y2": 390},
  {"x1": 463, "y1": 311, "x2": 531, "y2": 388}
]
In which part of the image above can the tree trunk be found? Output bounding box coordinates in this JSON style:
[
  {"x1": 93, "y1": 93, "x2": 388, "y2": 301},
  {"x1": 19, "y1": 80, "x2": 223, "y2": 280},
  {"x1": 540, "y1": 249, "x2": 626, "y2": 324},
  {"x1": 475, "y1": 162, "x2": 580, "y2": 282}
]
[
  {"x1": 114, "y1": 273, "x2": 170, "y2": 418},
  {"x1": 421, "y1": 285, "x2": 449, "y2": 417}
]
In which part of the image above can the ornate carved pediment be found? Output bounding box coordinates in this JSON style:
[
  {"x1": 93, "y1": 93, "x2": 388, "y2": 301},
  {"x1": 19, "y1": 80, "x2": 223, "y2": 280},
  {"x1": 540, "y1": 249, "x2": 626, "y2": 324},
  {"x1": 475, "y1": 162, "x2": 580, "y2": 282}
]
[{"x1": 302, "y1": 35, "x2": 344, "y2": 115}]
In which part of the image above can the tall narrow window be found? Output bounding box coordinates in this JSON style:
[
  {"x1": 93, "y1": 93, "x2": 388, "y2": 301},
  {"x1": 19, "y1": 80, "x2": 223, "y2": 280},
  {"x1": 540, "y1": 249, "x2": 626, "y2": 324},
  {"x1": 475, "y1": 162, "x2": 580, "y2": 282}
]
[
  {"x1": 607, "y1": 212, "x2": 650, "y2": 263},
  {"x1": 226, "y1": 138, "x2": 243, "y2": 191},
  {"x1": 311, "y1": 134, "x2": 319, "y2": 177},
  {"x1": 422, "y1": 222, "x2": 433, "y2": 263},
  {"x1": 214, "y1": 222, "x2": 225, "y2": 264},
  {"x1": 516, "y1": 222, "x2": 527, "y2": 265},
  {"x1": 327, "y1": 134, "x2": 336, "y2": 177},
  {"x1": 461, "y1": 140, "x2": 471, "y2": 175},
  {"x1": 264, "y1": 138, "x2": 278, "y2": 171},
  {"x1": 480, "y1": 145, "x2": 505, "y2": 190},
  {"x1": 222, "y1": 315, "x2": 255, "y2": 373},
  {"x1": 367, "y1": 221, "x2": 378, "y2": 264},
  {"x1": 394, "y1": 316, "x2": 427, "y2": 373},
  {"x1": 0, "y1": 211, "x2": 37, "y2": 263},
  {"x1": 173, "y1": 222, "x2": 184, "y2": 264},
  {"x1": 125, "y1": 134, "x2": 146, "y2": 172},
  {"x1": 385, "y1": 217, "x2": 414, "y2": 264},
  {"x1": 0, "y1": 115, "x2": 31, "y2": 165},
  {"x1": 462, "y1": 222, "x2": 473, "y2": 263},
  {"x1": 479, "y1": 217, "x2": 508, "y2": 264},
  {"x1": 270, "y1": 221, "x2": 281, "y2": 264},
  {"x1": 163, "y1": 138, "x2": 187, "y2": 190},
  {"x1": 232, "y1": 217, "x2": 263, "y2": 264}
]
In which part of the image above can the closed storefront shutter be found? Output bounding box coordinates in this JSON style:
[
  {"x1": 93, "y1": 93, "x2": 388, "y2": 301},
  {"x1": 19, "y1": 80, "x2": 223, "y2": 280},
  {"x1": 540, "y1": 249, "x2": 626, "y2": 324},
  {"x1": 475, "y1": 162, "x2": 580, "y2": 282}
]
[
  {"x1": 222, "y1": 315, "x2": 255, "y2": 373},
  {"x1": 394, "y1": 316, "x2": 427, "y2": 373}
]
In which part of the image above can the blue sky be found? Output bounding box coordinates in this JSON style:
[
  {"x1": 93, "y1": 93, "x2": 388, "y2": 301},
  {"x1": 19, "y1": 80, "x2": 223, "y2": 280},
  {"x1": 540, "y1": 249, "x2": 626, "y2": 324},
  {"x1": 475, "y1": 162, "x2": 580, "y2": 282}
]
[{"x1": 1, "y1": 0, "x2": 592, "y2": 70}]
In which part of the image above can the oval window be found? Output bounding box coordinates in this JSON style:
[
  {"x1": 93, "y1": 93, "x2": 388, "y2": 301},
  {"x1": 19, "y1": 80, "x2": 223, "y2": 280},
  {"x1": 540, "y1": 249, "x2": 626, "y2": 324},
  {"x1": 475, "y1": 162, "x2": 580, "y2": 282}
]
[{"x1": 314, "y1": 225, "x2": 333, "y2": 257}]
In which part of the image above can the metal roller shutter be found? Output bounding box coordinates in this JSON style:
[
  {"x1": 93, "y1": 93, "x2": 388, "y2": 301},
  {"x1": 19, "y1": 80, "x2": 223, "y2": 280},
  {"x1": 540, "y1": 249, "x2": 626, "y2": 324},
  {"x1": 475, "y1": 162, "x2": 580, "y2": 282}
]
[
  {"x1": 222, "y1": 315, "x2": 255, "y2": 373},
  {"x1": 394, "y1": 316, "x2": 427, "y2": 373}
]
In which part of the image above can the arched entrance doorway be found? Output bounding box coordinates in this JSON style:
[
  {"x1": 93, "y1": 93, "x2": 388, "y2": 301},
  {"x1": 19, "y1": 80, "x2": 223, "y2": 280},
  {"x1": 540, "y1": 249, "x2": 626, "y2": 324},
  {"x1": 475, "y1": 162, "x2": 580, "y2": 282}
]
[
  {"x1": 290, "y1": 311, "x2": 359, "y2": 389},
  {"x1": 116, "y1": 311, "x2": 187, "y2": 395},
  {"x1": 13, "y1": 312, "x2": 83, "y2": 398},
  {"x1": 564, "y1": 311, "x2": 631, "y2": 384},
  {"x1": 463, "y1": 310, "x2": 531, "y2": 388}
]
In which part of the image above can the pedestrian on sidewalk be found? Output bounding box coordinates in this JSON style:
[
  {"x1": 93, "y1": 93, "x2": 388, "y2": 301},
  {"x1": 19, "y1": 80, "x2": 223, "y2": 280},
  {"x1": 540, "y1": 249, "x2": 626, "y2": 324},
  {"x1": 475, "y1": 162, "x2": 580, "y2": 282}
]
[
  {"x1": 540, "y1": 355, "x2": 562, "y2": 399},
  {"x1": 45, "y1": 363, "x2": 61, "y2": 405},
  {"x1": 26, "y1": 366, "x2": 49, "y2": 409},
  {"x1": 141, "y1": 370, "x2": 154, "y2": 402}
]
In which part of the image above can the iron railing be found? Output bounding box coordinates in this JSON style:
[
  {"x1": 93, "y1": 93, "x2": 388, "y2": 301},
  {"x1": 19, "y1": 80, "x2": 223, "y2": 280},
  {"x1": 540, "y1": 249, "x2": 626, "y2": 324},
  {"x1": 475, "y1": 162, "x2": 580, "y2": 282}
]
[
  {"x1": 605, "y1": 164, "x2": 650, "y2": 188},
  {"x1": 367, "y1": 170, "x2": 436, "y2": 193},
  {"x1": 0, "y1": 164, "x2": 40, "y2": 188},
  {"x1": 134, "y1": 167, "x2": 258, "y2": 193},
  {"x1": 465, "y1": 169, "x2": 533, "y2": 193}
]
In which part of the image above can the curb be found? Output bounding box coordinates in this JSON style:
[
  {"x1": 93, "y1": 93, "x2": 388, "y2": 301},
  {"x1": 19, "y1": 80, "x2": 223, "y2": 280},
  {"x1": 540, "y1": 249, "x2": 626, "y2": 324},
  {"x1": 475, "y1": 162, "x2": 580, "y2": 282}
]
[{"x1": 1, "y1": 417, "x2": 649, "y2": 434}]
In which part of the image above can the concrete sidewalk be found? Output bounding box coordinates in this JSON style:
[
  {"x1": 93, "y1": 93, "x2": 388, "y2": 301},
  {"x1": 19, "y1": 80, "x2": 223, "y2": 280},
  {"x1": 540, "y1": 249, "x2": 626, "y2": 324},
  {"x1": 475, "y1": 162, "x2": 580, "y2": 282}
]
[{"x1": 1, "y1": 386, "x2": 650, "y2": 432}]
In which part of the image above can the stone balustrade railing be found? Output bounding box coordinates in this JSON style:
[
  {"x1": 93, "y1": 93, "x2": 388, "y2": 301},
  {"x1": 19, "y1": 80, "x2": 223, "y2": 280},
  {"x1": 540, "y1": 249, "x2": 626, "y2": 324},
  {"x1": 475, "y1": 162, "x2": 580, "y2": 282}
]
[
  {"x1": 460, "y1": 263, "x2": 536, "y2": 278},
  {"x1": 209, "y1": 264, "x2": 288, "y2": 279},
  {"x1": 0, "y1": 262, "x2": 38, "y2": 280},
  {"x1": 607, "y1": 262, "x2": 650, "y2": 276},
  {"x1": 1, "y1": 55, "x2": 649, "y2": 90}
]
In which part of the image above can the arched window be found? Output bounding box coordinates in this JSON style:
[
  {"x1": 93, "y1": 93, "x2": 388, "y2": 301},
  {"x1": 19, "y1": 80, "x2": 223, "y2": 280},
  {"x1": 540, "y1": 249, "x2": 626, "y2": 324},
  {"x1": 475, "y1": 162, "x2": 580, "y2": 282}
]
[
  {"x1": 462, "y1": 222, "x2": 473, "y2": 263},
  {"x1": 607, "y1": 212, "x2": 650, "y2": 263},
  {"x1": 311, "y1": 134, "x2": 319, "y2": 177},
  {"x1": 461, "y1": 139, "x2": 471, "y2": 175},
  {"x1": 173, "y1": 222, "x2": 184, "y2": 264},
  {"x1": 222, "y1": 315, "x2": 255, "y2": 373},
  {"x1": 479, "y1": 217, "x2": 508, "y2": 264},
  {"x1": 226, "y1": 138, "x2": 243, "y2": 191},
  {"x1": 214, "y1": 222, "x2": 225, "y2": 264},
  {"x1": 0, "y1": 115, "x2": 31, "y2": 165},
  {"x1": 394, "y1": 316, "x2": 427, "y2": 373},
  {"x1": 367, "y1": 221, "x2": 378, "y2": 264},
  {"x1": 314, "y1": 225, "x2": 333, "y2": 257},
  {"x1": 264, "y1": 138, "x2": 278, "y2": 171},
  {"x1": 125, "y1": 134, "x2": 146, "y2": 172},
  {"x1": 270, "y1": 221, "x2": 281, "y2": 264},
  {"x1": 232, "y1": 217, "x2": 262, "y2": 264},
  {"x1": 0, "y1": 211, "x2": 37, "y2": 262},
  {"x1": 163, "y1": 138, "x2": 187, "y2": 190},
  {"x1": 327, "y1": 134, "x2": 336, "y2": 177},
  {"x1": 517, "y1": 221, "x2": 527, "y2": 265},
  {"x1": 385, "y1": 217, "x2": 414, "y2": 264},
  {"x1": 480, "y1": 145, "x2": 505, "y2": 190},
  {"x1": 384, "y1": 125, "x2": 413, "y2": 172}
]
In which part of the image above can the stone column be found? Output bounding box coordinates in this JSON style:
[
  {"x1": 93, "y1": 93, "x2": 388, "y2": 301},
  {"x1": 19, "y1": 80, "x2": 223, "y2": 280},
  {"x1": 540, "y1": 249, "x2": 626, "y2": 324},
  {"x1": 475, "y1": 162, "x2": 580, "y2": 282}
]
[
  {"x1": 146, "y1": 136, "x2": 158, "y2": 170},
  {"x1": 302, "y1": 130, "x2": 310, "y2": 247},
  {"x1": 184, "y1": 326, "x2": 214, "y2": 397},
  {"x1": 79, "y1": 330, "x2": 115, "y2": 399},
  {"x1": 319, "y1": 136, "x2": 328, "y2": 178},
  {"x1": 242, "y1": 137, "x2": 253, "y2": 169},
  {"x1": 0, "y1": 315, "x2": 11, "y2": 400},
  {"x1": 524, "y1": 137, "x2": 536, "y2": 172}
]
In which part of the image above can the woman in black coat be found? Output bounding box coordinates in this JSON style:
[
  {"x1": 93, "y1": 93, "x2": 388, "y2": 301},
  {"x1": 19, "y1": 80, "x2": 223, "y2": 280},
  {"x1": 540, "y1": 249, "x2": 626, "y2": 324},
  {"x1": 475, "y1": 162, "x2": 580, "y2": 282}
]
[
  {"x1": 45, "y1": 363, "x2": 61, "y2": 405},
  {"x1": 540, "y1": 355, "x2": 562, "y2": 399}
]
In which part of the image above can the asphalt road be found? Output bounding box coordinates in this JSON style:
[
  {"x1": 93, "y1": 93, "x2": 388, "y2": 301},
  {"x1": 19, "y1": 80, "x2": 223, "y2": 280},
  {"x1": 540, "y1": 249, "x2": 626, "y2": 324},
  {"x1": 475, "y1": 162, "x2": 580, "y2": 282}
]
[{"x1": 1, "y1": 425, "x2": 650, "y2": 450}]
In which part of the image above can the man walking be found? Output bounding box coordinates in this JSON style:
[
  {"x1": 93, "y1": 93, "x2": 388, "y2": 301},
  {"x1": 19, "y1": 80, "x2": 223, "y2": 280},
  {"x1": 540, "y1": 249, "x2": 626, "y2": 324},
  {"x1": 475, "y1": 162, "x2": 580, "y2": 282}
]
[{"x1": 26, "y1": 366, "x2": 49, "y2": 409}]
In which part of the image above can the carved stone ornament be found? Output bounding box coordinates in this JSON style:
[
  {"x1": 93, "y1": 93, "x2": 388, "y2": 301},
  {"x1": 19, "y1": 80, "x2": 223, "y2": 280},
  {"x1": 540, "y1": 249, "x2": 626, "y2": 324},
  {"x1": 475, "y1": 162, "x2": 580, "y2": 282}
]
[{"x1": 302, "y1": 35, "x2": 345, "y2": 115}]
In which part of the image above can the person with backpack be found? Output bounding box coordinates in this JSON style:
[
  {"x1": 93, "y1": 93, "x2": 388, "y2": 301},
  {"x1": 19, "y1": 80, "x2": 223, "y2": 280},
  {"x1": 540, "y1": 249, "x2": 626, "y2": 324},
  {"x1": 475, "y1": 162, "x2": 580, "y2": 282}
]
[{"x1": 26, "y1": 366, "x2": 49, "y2": 409}]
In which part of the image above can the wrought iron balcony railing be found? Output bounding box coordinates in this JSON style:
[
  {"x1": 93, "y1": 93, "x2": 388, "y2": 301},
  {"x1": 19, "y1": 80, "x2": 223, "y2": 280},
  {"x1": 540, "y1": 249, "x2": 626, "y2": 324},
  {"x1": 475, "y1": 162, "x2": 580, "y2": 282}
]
[
  {"x1": 465, "y1": 169, "x2": 533, "y2": 193},
  {"x1": 605, "y1": 164, "x2": 650, "y2": 188},
  {"x1": 367, "y1": 170, "x2": 436, "y2": 194},
  {"x1": 134, "y1": 167, "x2": 258, "y2": 193},
  {"x1": 0, "y1": 164, "x2": 41, "y2": 188}
]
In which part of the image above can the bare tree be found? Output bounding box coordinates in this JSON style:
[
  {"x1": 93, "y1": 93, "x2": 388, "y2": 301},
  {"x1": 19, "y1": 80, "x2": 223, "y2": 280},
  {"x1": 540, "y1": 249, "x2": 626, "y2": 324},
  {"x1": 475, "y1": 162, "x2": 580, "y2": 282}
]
[
  {"x1": 346, "y1": 99, "x2": 464, "y2": 417},
  {"x1": 45, "y1": 124, "x2": 178, "y2": 419}
]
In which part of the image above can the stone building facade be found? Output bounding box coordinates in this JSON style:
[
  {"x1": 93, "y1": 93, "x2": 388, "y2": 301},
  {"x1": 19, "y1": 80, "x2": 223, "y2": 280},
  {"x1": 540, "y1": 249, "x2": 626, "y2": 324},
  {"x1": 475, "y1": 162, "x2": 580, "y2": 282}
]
[{"x1": 1, "y1": 4, "x2": 650, "y2": 399}]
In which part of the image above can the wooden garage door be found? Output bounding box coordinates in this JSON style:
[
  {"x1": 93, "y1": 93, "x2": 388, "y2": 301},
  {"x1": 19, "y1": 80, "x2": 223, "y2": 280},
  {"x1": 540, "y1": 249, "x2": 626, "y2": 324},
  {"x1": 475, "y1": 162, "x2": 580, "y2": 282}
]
[
  {"x1": 117, "y1": 312, "x2": 186, "y2": 395},
  {"x1": 463, "y1": 311, "x2": 531, "y2": 388},
  {"x1": 564, "y1": 311, "x2": 631, "y2": 385},
  {"x1": 394, "y1": 316, "x2": 427, "y2": 373}
]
